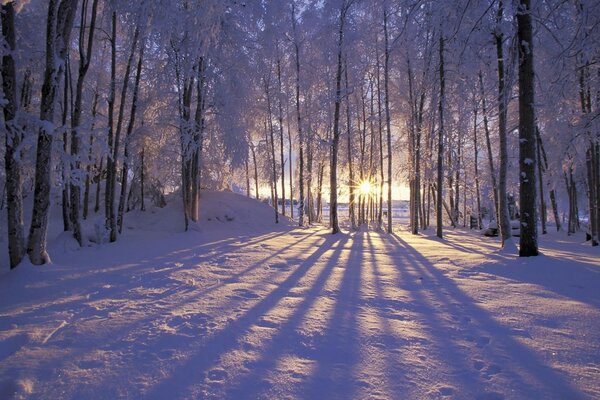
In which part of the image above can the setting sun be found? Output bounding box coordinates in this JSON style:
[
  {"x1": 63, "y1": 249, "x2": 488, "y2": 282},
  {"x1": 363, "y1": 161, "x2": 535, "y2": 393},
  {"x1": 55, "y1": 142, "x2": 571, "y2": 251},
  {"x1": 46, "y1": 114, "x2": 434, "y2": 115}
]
[{"x1": 358, "y1": 180, "x2": 373, "y2": 196}]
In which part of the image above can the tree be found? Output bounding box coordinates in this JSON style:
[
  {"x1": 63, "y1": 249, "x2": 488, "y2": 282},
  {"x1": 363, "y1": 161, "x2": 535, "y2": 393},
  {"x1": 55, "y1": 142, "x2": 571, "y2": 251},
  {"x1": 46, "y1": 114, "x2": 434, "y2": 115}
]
[
  {"x1": 517, "y1": 0, "x2": 538, "y2": 257},
  {"x1": 330, "y1": 1, "x2": 353, "y2": 234},
  {"x1": 2, "y1": 1, "x2": 25, "y2": 269},
  {"x1": 70, "y1": 0, "x2": 99, "y2": 245},
  {"x1": 27, "y1": 0, "x2": 79, "y2": 265}
]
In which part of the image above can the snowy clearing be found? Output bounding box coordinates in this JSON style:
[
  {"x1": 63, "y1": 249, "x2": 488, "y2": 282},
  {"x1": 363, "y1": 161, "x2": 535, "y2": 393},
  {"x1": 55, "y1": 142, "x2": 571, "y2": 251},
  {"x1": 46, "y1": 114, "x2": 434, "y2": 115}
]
[{"x1": 1, "y1": 192, "x2": 599, "y2": 399}]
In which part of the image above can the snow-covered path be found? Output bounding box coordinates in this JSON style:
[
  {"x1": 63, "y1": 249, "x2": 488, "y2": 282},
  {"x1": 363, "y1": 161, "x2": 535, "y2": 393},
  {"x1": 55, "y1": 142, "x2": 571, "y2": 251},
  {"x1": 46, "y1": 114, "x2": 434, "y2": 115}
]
[{"x1": 1, "y1": 219, "x2": 599, "y2": 399}]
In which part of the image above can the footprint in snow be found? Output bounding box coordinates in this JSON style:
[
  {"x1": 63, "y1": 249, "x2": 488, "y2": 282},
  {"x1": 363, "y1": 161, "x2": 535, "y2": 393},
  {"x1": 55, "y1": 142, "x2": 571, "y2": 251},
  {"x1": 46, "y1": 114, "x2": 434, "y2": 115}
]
[
  {"x1": 476, "y1": 336, "x2": 491, "y2": 348},
  {"x1": 230, "y1": 288, "x2": 260, "y2": 300},
  {"x1": 255, "y1": 318, "x2": 279, "y2": 328}
]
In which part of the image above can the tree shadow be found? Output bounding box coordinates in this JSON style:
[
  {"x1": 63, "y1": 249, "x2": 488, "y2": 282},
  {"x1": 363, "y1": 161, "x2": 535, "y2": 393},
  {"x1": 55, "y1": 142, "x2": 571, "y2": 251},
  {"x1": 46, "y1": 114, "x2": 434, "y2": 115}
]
[{"x1": 385, "y1": 232, "x2": 587, "y2": 398}]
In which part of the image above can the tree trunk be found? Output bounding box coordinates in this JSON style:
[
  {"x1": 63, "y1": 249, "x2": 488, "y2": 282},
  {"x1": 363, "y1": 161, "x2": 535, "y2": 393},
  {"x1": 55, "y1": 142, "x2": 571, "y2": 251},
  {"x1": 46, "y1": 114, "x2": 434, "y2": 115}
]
[
  {"x1": 140, "y1": 147, "x2": 145, "y2": 211},
  {"x1": 106, "y1": 23, "x2": 139, "y2": 241},
  {"x1": 118, "y1": 40, "x2": 144, "y2": 233},
  {"x1": 383, "y1": 8, "x2": 393, "y2": 233},
  {"x1": 277, "y1": 59, "x2": 286, "y2": 217},
  {"x1": 345, "y1": 56, "x2": 356, "y2": 230},
  {"x1": 496, "y1": 1, "x2": 512, "y2": 247},
  {"x1": 436, "y1": 34, "x2": 445, "y2": 239},
  {"x1": 292, "y1": 3, "x2": 304, "y2": 227},
  {"x1": 94, "y1": 156, "x2": 103, "y2": 213},
  {"x1": 251, "y1": 143, "x2": 259, "y2": 199},
  {"x1": 1, "y1": 2, "x2": 25, "y2": 269},
  {"x1": 69, "y1": 0, "x2": 99, "y2": 245},
  {"x1": 61, "y1": 56, "x2": 71, "y2": 232},
  {"x1": 265, "y1": 77, "x2": 279, "y2": 223},
  {"x1": 535, "y1": 127, "x2": 547, "y2": 234},
  {"x1": 517, "y1": 0, "x2": 539, "y2": 257},
  {"x1": 479, "y1": 72, "x2": 500, "y2": 226},
  {"x1": 473, "y1": 97, "x2": 482, "y2": 229},
  {"x1": 83, "y1": 89, "x2": 99, "y2": 220},
  {"x1": 330, "y1": 3, "x2": 349, "y2": 235},
  {"x1": 28, "y1": 0, "x2": 79, "y2": 265}
]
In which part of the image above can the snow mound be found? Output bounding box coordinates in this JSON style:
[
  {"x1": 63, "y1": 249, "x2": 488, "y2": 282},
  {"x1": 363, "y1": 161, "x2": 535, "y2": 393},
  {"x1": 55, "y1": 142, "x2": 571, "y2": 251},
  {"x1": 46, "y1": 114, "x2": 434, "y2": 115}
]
[
  {"x1": 200, "y1": 191, "x2": 294, "y2": 230},
  {"x1": 122, "y1": 191, "x2": 293, "y2": 235}
]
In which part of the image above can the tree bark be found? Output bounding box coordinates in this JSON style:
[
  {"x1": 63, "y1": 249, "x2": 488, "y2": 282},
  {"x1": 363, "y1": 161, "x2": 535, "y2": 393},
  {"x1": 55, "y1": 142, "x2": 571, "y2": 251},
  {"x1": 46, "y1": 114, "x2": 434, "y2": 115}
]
[
  {"x1": 517, "y1": 0, "x2": 539, "y2": 256},
  {"x1": 479, "y1": 72, "x2": 500, "y2": 226},
  {"x1": 28, "y1": 0, "x2": 79, "y2": 265},
  {"x1": 118, "y1": 39, "x2": 144, "y2": 233},
  {"x1": 383, "y1": 7, "x2": 393, "y2": 233},
  {"x1": 2, "y1": 2, "x2": 25, "y2": 269},
  {"x1": 69, "y1": 0, "x2": 99, "y2": 244},
  {"x1": 496, "y1": 1, "x2": 512, "y2": 246},
  {"x1": 292, "y1": 3, "x2": 304, "y2": 227},
  {"x1": 106, "y1": 23, "x2": 139, "y2": 241},
  {"x1": 277, "y1": 59, "x2": 286, "y2": 217},
  {"x1": 330, "y1": 3, "x2": 348, "y2": 235},
  {"x1": 344, "y1": 56, "x2": 356, "y2": 230},
  {"x1": 436, "y1": 34, "x2": 445, "y2": 239}
]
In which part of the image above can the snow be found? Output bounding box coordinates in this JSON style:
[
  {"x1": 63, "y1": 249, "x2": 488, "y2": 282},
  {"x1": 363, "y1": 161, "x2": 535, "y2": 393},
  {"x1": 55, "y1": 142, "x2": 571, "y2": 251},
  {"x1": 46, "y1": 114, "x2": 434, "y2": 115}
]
[{"x1": 1, "y1": 191, "x2": 599, "y2": 399}]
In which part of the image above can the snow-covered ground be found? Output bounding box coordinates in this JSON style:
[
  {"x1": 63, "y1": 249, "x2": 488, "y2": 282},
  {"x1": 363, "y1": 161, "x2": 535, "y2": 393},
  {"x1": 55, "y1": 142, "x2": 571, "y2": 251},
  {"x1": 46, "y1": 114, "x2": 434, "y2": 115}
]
[{"x1": 0, "y1": 191, "x2": 599, "y2": 399}]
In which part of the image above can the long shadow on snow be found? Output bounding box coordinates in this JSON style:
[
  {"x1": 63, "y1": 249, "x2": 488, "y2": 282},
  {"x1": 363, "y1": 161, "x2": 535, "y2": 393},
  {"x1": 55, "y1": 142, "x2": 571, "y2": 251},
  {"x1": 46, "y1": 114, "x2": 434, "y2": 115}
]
[
  {"x1": 221, "y1": 232, "x2": 358, "y2": 399},
  {"x1": 144, "y1": 232, "x2": 348, "y2": 399},
  {"x1": 386, "y1": 233, "x2": 585, "y2": 399}
]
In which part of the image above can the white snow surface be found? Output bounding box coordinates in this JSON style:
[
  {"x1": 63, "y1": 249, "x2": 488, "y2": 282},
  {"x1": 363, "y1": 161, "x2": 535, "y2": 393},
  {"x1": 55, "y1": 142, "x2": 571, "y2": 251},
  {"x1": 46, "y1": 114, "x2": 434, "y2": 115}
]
[{"x1": 1, "y1": 191, "x2": 599, "y2": 399}]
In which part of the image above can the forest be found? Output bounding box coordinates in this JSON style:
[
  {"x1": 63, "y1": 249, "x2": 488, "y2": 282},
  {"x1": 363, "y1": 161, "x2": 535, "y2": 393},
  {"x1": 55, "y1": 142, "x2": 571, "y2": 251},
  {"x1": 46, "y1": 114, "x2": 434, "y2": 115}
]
[
  {"x1": 0, "y1": 0, "x2": 599, "y2": 399},
  {"x1": 1, "y1": 0, "x2": 599, "y2": 266}
]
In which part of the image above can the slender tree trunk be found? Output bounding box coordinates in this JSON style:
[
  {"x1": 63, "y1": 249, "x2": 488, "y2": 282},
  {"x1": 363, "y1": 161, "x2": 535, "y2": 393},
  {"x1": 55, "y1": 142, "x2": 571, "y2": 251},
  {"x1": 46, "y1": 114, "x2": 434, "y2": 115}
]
[
  {"x1": 517, "y1": 0, "x2": 538, "y2": 256},
  {"x1": 384, "y1": 8, "x2": 393, "y2": 233},
  {"x1": 106, "y1": 24, "x2": 139, "y2": 241},
  {"x1": 535, "y1": 127, "x2": 547, "y2": 234},
  {"x1": 473, "y1": 97, "x2": 482, "y2": 229},
  {"x1": 69, "y1": 0, "x2": 99, "y2": 245},
  {"x1": 28, "y1": 0, "x2": 79, "y2": 265},
  {"x1": 479, "y1": 72, "x2": 500, "y2": 226},
  {"x1": 94, "y1": 156, "x2": 103, "y2": 213},
  {"x1": 245, "y1": 155, "x2": 250, "y2": 197},
  {"x1": 287, "y1": 105, "x2": 294, "y2": 219},
  {"x1": 83, "y1": 89, "x2": 99, "y2": 220},
  {"x1": 436, "y1": 34, "x2": 445, "y2": 239},
  {"x1": 251, "y1": 143, "x2": 259, "y2": 199},
  {"x1": 61, "y1": 56, "x2": 71, "y2": 232},
  {"x1": 2, "y1": 2, "x2": 25, "y2": 268},
  {"x1": 376, "y1": 45, "x2": 384, "y2": 229},
  {"x1": 265, "y1": 77, "x2": 279, "y2": 223},
  {"x1": 277, "y1": 59, "x2": 286, "y2": 217},
  {"x1": 496, "y1": 1, "x2": 512, "y2": 246},
  {"x1": 118, "y1": 40, "x2": 144, "y2": 233},
  {"x1": 345, "y1": 56, "x2": 356, "y2": 229},
  {"x1": 292, "y1": 3, "x2": 304, "y2": 227},
  {"x1": 329, "y1": 3, "x2": 348, "y2": 234},
  {"x1": 140, "y1": 147, "x2": 145, "y2": 211}
]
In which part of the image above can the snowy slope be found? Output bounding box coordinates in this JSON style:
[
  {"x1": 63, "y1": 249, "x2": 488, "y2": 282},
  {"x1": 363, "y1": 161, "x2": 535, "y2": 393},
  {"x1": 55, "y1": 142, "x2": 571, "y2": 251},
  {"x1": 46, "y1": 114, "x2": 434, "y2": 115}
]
[{"x1": 0, "y1": 192, "x2": 599, "y2": 399}]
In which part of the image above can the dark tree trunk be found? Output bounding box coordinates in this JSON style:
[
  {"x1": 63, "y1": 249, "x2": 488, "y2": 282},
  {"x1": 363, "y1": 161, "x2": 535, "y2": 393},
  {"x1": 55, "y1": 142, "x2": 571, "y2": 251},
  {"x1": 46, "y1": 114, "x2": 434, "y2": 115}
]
[
  {"x1": 496, "y1": 0, "x2": 512, "y2": 246},
  {"x1": 436, "y1": 34, "x2": 445, "y2": 239},
  {"x1": 69, "y1": 0, "x2": 99, "y2": 244},
  {"x1": 517, "y1": 0, "x2": 539, "y2": 257},
  {"x1": 345, "y1": 56, "x2": 356, "y2": 229},
  {"x1": 28, "y1": 0, "x2": 79, "y2": 265},
  {"x1": 383, "y1": 8, "x2": 393, "y2": 233},
  {"x1": 479, "y1": 72, "x2": 500, "y2": 226},
  {"x1": 292, "y1": 3, "x2": 304, "y2": 227},
  {"x1": 330, "y1": 3, "x2": 349, "y2": 235},
  {"x1": 118, "y1": 40, "x2": 144, "y2": 233},
  {"x1": 2, "y1": 2, "x2": 25, "y2": 269},
  {"x1": 277, "y1": 59, "x2": 286, "y2": 217}
]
